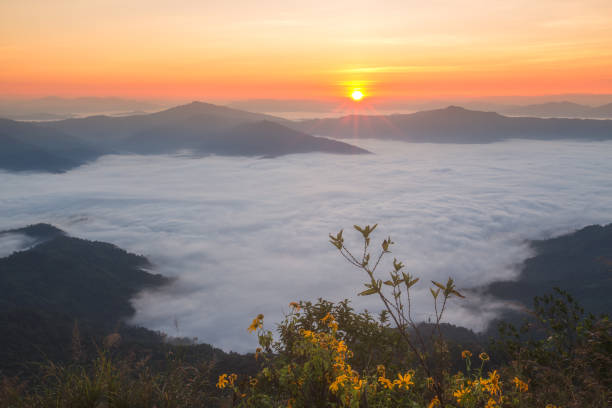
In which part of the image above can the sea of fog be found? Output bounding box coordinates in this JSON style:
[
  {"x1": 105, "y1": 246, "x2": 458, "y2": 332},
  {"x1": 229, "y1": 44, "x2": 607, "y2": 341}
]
[{"x1": 1, "y1": 139, "x2": 612, "y2": 351}]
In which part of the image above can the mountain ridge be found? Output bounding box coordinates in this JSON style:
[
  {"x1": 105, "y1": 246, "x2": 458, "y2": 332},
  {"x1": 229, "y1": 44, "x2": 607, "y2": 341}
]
[
  {"x1": 2, "y1": 102, "x2": 612, "y2": 173},
  {"x1": 0, "y1": 101, "x2": 369, "y2": 172},
  {"x1": 295, "y1": 105, "x2": 612, "y2": 143}
]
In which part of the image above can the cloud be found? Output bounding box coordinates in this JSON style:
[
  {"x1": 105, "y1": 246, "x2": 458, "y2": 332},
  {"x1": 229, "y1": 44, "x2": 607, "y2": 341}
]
[
  {"x1": 1, "y1": 139, "x2": 611, "y2": 351},
  {"x1": 0, "y1": 233, "x2": 35, "y2": 257}
]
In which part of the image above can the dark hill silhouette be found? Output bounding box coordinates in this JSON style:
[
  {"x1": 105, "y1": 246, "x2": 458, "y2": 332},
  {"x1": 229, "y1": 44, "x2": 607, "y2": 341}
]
[
  {"x1": 0, "y1": 224, "x2": 169, "y2": 371},
  {"x1": 0, "y1": 224, "x2": 258, "y2": 377},
  {"x1": 0, "y1": 224, "x2": 168, "y2": 323},
  {"x1": 1, "y1": 223, "x2": 66, "y2": 248},
  {"x1": 484, "y1": 223, "x2": 612, "y2": 317},
  {"x1": 4, "y1": 223, "x2": 65, "y2": 239},
  {"x1": 0, "y1": 224, "x2": 170, "y2": 372},
  {"x1": 296, "y1": 106, "x2": 612, "y2": 142}
]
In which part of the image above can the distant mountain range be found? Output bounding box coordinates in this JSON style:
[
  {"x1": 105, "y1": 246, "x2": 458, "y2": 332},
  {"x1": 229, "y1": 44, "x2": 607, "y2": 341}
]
[
  {"x1": 4, "y1": 97, "x2": 612, "y2": 121},
  {"x1": 0, "y1": 101, "x2": 369, "y2": 172},
  {"x1": 296, "y1": 106, "x2": 612, "y2": 143},
  {"x1": 0, "y1": 96, "x2": 163, "y2": 121},
  {"x1": 2, "y1": 101, "x2": 612, "y2": 173},
  {"x1": 499, "y1": 101, "x2": 612, "y2": 118},
  {"x1": 51, "y1": 102, "x2": 367, "y2": 157}
]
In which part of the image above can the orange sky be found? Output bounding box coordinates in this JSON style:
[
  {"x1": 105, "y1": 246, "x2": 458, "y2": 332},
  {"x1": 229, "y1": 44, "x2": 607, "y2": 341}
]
[{"x1": 1, "y1": 0, "x2": 612, "y2": 101}]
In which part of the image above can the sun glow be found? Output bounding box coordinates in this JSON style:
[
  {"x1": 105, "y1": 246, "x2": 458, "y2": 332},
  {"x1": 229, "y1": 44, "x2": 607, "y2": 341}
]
[{"x1": 351, "y1": 90, "x2": 364, "y2": 101}]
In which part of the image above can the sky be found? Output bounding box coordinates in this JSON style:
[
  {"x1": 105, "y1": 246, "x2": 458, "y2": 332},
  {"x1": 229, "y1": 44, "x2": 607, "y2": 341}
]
[
  {"x1": 1, "y1": 1, "x2": 612, "y2": 102},
  {"x1": 1, "y1": 139, "x2": 612, "y2": 351}
]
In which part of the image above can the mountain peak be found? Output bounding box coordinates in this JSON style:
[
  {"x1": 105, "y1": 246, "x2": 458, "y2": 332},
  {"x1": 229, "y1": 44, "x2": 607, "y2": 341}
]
[
  {"x1": 423, "y1": 105, "x2": 500, "y2": 118},
  {"x1": 444, "y1": 105, "x2": 468, "y2": 111},
  {"x1": 152, "y1": 101, "x2": 282, "y2": 122},
  {"x1": 1, "y1": 223, "x2": 66, "y2": 240}
]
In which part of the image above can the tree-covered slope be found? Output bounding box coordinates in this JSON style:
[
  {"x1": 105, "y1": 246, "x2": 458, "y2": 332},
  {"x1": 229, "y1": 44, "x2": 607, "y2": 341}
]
[
  {"x1": 0, "y1": 224, "x2": 169, "y2": 372},
  {"x1": 485, "y1": 223, "x2": 612, "y2": 316}
]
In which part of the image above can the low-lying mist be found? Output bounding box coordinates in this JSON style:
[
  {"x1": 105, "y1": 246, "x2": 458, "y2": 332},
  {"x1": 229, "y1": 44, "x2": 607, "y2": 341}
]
[{"x1": 1, "y1": 139, "x2": 611, "y2": 351}]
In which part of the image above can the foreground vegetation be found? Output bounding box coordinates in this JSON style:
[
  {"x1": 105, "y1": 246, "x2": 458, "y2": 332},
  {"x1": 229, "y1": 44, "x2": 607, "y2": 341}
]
[{"x1": 1, "y1": 225, "x2": 610, "y2": 407}]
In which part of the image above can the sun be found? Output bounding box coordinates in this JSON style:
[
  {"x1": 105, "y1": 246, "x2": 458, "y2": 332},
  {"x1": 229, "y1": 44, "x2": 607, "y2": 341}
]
[{"x1": 351, "y1": 89, "x2": 364, "y2": 101}]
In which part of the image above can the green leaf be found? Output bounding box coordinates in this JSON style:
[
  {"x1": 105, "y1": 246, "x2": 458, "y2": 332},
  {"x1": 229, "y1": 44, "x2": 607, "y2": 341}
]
[
  {"x1": 382, "y1": 236, "x2": 394, "y2": 253},
  {"x1": 405, "y1": 276, "x2": 419, "y2": 289},
  {"x1": 355, "y1": 224, "x2": 377, "y2": 238},
  {"x1": 358, "y1": 287, "x2": 378, "y2": 296},
  {"x1": 451, "y1": 289, "x2": 465, "y2": 299},
  {"x1": 328, "y1": 229, "x2": 344, "y2": 249},
  {"x1": 432, "y1": 280, "x2": 446, "y2": 291},
  {"x1": 430, "y1": 288, "x2": 440, "y2": 299}
]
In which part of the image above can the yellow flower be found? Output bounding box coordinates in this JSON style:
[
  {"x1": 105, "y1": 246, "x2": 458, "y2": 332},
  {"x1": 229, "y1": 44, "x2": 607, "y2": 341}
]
[
  {"x1": 289, "y1": 301, "x2": 301, "y2": 311},
  {"x1": 321, "y1": 313, "x2": 334, "y2": 323},
  {"x1": 479, "y1": 352, "x2": 490, "y2": 362},
  {"x1": 485, "y1": 398, "x2": 497, "y2": 408},
  {"x1": 229, "y1": 373, "x2": 238, "y2": 386},
  {"x1": 428, "y1": 396, "x2": 440, "y2": 408},
  {"x1": 301, "y1": 329, "x2": 315, "y2": 340},
  {"x1": 393, "y1": 372, "x2": 414, "y2": 390},
  {"x1": 512, "y1": 376, "x2": 528, "y2": 392},
  {"x1": 216, "y1": 373, "x2": 229, "y2": 389},
  {"x1": 376, "y1": 364, "x2": 386, "y2": 377},
  {"x1": 462, "y1": 350, "x2": 472, "y2": 359},
  {"x1": 425, "y1": 376, "x2": 434, "y2": 389},
  {"x1": 255, "y1": 347, "x2": 262, "y2": 360},
  {"x1": 336, "y1": 340, "x2": 348, "y2": 353},
  {"x1": 329, "y1": 374, "x2": 348, "y2": 393},
  {"x1": 249, "y1": 377, "x2": 258, "y2": 387},
  {"x1": 247, "y1": 315, "x2": 264, "y2": 332},
  {"x1": 352, "y1": 378, "x2": 366, "y2": 390},
  {"x1": 453, "y1": 384, "x2": 471, "y2": 404},
  {"x1": 378, "y1": 376, "x2": 394, "y2": 390},
  {"x1": 329, "y1": 381, "x2": 340, "y2": 393},
  {"x1": 482, "y1": 370, "x2": 501, "y2": 396}
]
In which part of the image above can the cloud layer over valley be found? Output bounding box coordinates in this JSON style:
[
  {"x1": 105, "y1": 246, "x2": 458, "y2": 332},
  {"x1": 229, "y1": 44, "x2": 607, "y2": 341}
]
[{"x1": 1, "y1": 139, "x2": 611, "y2": 351}]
